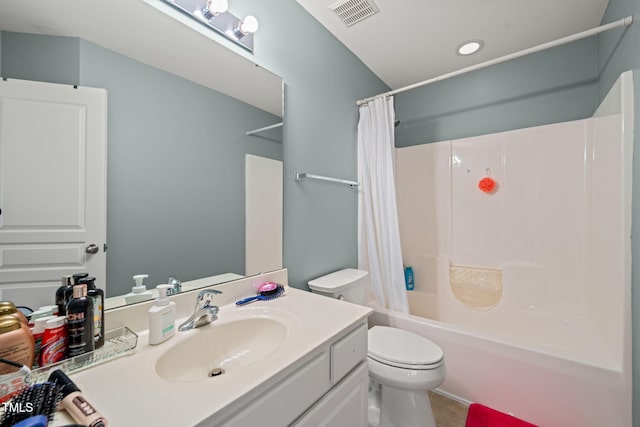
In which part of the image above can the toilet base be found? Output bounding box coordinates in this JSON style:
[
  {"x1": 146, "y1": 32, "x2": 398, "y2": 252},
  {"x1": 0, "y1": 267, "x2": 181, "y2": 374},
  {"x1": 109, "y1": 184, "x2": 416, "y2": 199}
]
[{"x1": 368, "y1": 380, "x2": 436, "y2": 427}]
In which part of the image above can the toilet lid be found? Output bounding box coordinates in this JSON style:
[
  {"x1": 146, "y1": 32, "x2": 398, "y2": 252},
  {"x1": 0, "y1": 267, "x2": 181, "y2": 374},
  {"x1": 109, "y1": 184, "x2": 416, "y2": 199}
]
[{"x1": 368, "y1": 326, "x2": 443, "y2": 367}]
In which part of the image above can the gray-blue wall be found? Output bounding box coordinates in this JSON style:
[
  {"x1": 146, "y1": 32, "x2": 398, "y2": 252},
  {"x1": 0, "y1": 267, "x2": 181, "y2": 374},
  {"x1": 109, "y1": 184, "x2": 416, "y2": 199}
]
[
  {"x1": 393, "y1": 38, "x2": 598, "y2": 146},
  {"x1": 226, "y1": 0, "x2": 389, "y2": 289},
  {"x1": 598, "y1": 1, "x2": 640, "y2": 425},
  {"x1": 0, "y1": 0, "x2": 391, "y2": 295},
  {"x1": 1, "y1": 32, "x2": 80, "y2": 85},
  {"x1": 1, "y1": 31, "x2": 282, "y2": 297}
]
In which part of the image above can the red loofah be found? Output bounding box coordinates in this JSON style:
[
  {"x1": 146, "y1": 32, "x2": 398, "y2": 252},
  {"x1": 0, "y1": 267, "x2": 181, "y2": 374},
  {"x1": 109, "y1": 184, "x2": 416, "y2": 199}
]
[{"x1": 478, "y1": 177, "x2": 496, "y2": 193}]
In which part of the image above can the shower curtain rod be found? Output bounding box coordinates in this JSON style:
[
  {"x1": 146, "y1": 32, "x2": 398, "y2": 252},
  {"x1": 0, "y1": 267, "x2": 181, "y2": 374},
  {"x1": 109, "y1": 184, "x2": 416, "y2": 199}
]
[{"x1": 357, "y1": 16, "x2": 633, "y2": 106}]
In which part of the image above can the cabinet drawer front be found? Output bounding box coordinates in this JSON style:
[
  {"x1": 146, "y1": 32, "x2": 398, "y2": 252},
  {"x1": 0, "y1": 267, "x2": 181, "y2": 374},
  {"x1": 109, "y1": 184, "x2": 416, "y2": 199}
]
[
  {"x1": 221, "y1": 351, "x2": 330, "y2": 427},
  {"x1": 331, "y1": 323, "x2": 368, "y2": 383}
]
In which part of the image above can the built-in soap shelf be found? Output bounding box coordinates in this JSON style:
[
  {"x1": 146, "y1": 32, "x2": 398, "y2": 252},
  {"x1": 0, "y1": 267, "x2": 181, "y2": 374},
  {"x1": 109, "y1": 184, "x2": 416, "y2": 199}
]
[{"x1": 29, "y1": 326, "x2": 138, "y2": 383}]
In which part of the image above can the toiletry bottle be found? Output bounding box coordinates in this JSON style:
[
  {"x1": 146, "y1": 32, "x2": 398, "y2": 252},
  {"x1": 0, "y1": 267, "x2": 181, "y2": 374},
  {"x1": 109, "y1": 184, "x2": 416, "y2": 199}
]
[
  {"x1": 63, "y1": 273, "x2": 89, "y2": 309},
  {"x1": 56, "y1": 275, "x2": 73, "y2": 316},
  {"x1": 48, "y1": 369, "x2": 109, "y2": 427},
  {"x1": 29, "y1": 306, "x2": 58, "y2": 327},
  {"x1": 148, "y1": 284, "x2": 176, "y2": 345},
  {"x1": 40, "y1": 316, "x2": 67, "y2": 366},
  {"x1": 38, "y1": 305, "x2": 58, "y2": 316},
  {"x1": 0, "y1": 301, "x2": 29, "y2": 324},
  {"x1": 66, "y1": 284, "x2": 95, "y2": 358},
  {"x1": 79, "y1": 277, "x2": 104, "y2": 349},
  {"x1": 0, "y1": 316, "x2": 35, "y2": 375},
  {"x1": 124, "y1": 274, "x2": 153, "y2": 304},
  {"x1": 31, "y1": 315, "x2": 57, "y2": 368},
  {"x1": 404, "y1": 266, "x2": 414, "y2": 291}
]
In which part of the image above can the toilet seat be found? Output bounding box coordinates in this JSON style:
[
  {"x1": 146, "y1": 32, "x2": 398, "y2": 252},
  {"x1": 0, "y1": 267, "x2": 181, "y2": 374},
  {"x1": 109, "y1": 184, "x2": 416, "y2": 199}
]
[{"x1": 368, "y1": 326, "x2": 443, "y2": 370}]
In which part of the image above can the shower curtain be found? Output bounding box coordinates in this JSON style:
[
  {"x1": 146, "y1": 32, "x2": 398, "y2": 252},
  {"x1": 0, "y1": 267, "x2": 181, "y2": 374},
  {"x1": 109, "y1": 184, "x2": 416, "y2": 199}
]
[{"x1": 357, "y1": 96, "x2": 409, "y2": 313}]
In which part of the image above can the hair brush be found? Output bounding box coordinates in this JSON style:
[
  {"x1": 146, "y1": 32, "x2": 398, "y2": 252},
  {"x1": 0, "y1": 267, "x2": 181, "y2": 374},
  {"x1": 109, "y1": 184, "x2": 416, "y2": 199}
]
[
  {"x1": 236, "y1": 284, "x2": 285, "y2": 306},
  {"x1": 0, "y1": 382, "x2": 62, "y2": 427}
]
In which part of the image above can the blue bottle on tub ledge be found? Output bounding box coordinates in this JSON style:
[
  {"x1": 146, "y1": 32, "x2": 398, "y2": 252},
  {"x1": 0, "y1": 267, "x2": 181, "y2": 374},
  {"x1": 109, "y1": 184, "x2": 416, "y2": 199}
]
[{"x1": 404, "y1": 266, "x2": 414, "y2": 290}]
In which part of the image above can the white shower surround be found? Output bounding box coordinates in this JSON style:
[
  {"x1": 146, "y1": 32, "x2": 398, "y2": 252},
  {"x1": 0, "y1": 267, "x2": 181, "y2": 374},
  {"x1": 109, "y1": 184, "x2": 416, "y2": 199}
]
[{"x1": 377, "y1": 71, "x2": 633, "y2": 426}]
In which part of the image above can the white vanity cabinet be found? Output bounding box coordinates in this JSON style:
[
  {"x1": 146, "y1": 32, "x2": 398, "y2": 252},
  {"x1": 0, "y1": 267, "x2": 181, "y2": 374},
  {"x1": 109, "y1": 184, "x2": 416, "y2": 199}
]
[
  {"x1": 215, "y1": 322, "x2": 369, "y2": 427},
  {"x1": 291, "y1": 362, "x2": 369, "y2": 427},
  {"x1": 56, "y1": 274, "x2": 373, "y2": 427}
]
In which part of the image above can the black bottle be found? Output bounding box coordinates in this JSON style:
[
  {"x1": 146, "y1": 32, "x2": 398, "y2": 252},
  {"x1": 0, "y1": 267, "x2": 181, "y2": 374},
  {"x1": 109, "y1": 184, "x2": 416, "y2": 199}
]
[
  {"x1": 55, "y1": 275, "x2": 73, "y2": 316},
  {"x1": 79, "y1": 277, "x2": 104, "y2": 349},
  {"x1": 63, "y1": 273, "x2": 89, "y2": 311},
  {"x1": 66, "y1": 284, "x2": 94, "y2": 357}
]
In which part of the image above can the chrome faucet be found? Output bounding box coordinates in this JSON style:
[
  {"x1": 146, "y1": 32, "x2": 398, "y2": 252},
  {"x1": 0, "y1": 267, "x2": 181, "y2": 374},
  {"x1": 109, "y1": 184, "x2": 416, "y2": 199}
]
[
  {"x1": 178, "y1": 289, "x2": 223, "y2": 332},
  {"x1": 167, "y1": 276, "x2": 182, "y2": 295}
]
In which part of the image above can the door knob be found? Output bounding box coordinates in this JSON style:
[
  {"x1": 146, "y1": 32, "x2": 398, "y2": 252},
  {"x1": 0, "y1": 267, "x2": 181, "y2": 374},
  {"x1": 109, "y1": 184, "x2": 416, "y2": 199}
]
[{"x1": 86, "y1": 244, "x2": 99, "y2": 254}]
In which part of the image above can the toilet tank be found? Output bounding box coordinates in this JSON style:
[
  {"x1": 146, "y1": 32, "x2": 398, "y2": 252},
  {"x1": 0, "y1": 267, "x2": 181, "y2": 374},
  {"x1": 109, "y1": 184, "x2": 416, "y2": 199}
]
[{"x1": 308, "y1": 268, "x2": 369, "y2": 304}]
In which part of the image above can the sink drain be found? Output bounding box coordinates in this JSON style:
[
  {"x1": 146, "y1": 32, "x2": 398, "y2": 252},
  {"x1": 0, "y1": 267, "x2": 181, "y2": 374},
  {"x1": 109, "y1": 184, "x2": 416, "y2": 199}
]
[{"x1": 208, "y1": 368, "x2": 225, "y2": 378}]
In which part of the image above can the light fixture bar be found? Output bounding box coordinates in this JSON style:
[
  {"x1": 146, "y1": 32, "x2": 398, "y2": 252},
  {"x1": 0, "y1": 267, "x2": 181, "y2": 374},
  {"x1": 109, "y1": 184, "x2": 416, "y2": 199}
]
[{"x1": 163, "y1": 0, "x2": 256, "y2": 52}]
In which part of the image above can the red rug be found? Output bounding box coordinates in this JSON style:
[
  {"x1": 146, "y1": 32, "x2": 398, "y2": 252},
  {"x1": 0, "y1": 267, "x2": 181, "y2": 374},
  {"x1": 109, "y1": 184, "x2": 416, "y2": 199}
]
[{"x1": 466, "y1": 403, "x2": 537, "y2": 427}]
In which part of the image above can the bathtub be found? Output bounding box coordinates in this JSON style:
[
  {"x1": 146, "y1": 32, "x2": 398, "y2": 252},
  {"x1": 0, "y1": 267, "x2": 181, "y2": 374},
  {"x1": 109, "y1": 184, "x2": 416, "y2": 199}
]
[
  {"x1": 385, "y1": 72, "x2": 634, "y2": 427},
  {"x1": 367, "y1": 293, "x2": 631, "y2": 427}
]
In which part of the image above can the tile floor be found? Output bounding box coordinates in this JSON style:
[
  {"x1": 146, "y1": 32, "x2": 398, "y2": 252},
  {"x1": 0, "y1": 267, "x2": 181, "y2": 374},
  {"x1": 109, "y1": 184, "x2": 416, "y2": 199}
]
[{"x1": 429, "y1": 390, "x2": 469, "y2": 427}]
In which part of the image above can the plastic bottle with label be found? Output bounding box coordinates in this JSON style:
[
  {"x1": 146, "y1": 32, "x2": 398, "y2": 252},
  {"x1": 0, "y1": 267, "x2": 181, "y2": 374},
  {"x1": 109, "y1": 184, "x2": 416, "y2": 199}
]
[
  {"x1": 404, "y1": 266, "x2": 415, "y2": 291},
  {"x1": 148, "y1": 284, "x2": 176, "y2": 345},
  {"x1": 66, "y1": 284, "x2": 95, "y2": 358}
]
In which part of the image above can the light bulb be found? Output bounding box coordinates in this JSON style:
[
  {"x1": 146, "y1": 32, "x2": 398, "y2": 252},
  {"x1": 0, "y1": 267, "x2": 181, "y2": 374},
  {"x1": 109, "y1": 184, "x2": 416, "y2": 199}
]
[
  {"x1": 208, "y1": 0, "x2": 228, "y2": 16},
  {"x1": 240, "y1": 15, "x2": 259, "y2": 34}
]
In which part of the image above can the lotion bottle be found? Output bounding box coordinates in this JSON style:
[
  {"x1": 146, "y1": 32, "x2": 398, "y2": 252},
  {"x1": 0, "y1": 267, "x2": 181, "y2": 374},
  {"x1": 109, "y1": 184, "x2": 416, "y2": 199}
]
[
  {"x1": 0, "y1": 316, "x2": 35, "y2": 375},
  {"x1": 0, "y1": 301, "x2": 29, "y2": 324},
  {"x1": 124, "y1": 274, "x2": 153, "y2": 304},
  {"x1": 32, "y1": 315, "x2": 57, "y2": 368},
  {"x1": 40, "y1": 316, "x2": 67, "y2": 366},
  {"x1": 148, "y1": 284, "x2": 175, "y2": 345}
]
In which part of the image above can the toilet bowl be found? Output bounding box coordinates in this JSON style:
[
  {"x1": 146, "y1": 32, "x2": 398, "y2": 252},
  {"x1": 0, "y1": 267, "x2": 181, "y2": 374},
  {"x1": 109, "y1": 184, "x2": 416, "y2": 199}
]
[
  {"x1": 367, "y1": 326, "x2": 445, "y2": 427},
  {"x1": 308, "y1": 269, "x2": 446, "y2": 427}
]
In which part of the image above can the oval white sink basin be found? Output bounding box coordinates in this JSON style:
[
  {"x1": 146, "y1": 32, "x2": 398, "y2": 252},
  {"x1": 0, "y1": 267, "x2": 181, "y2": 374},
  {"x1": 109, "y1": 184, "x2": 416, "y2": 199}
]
[{"x1": 155, "y1": 317, "x2": 287, "y2": 383}]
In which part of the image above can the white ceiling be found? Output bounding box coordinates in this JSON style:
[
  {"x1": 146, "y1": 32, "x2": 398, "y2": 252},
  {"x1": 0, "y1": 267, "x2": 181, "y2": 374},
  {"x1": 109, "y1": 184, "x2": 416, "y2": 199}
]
[
  {"x1": 0, "y1": 0, "x2": 283, "y2": 116},
  {"x1": 296, "y1": 0, "x2": 610, "y2": 91}
]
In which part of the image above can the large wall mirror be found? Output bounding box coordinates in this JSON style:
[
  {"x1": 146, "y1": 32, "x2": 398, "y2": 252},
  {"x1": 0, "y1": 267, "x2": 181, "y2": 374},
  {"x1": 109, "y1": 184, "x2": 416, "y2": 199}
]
[{"x1": 0, "y1": 0, "x2": 284, "y2": 310}]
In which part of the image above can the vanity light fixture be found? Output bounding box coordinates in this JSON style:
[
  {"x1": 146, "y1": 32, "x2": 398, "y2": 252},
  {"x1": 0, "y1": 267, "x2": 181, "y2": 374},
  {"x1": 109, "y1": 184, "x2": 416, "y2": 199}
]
[
  {"x1": 457, "y1": 39, "x2": 484, "y2": 56},
  {"x1": 163, "y1": 0, "x2": 259, "y2": 52},
  {"x1": 198, "y1": 0, "x2": 228, "y2": 20},
  {"x1": 233, "y1": 15, "x2": 259, "y2": 38}
]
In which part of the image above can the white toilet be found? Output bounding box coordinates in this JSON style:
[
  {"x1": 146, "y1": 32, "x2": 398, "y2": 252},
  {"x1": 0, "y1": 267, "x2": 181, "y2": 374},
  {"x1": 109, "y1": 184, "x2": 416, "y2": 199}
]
[{"x1": 308, "y1": 268, "x2": 446, "y2": 427}]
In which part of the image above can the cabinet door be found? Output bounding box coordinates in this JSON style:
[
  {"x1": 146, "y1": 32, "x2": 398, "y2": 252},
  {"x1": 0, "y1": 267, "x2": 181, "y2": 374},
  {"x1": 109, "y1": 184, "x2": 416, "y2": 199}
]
[
  {"x1": 293, "y1": 362, "x2": 369, "y2": 427},
  {"x1": 0, "y1": 78, "x2": 107, "y2": 308},
  {"x1": 219, "y1": 352, "x2": 330, "y2": 427}
]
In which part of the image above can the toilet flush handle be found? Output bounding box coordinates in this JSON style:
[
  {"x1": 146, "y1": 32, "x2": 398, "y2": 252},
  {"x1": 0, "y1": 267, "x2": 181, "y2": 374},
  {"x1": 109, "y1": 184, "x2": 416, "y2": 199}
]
[{"x1": 338, "y1": 295, "x2": 345, "y2": 300}]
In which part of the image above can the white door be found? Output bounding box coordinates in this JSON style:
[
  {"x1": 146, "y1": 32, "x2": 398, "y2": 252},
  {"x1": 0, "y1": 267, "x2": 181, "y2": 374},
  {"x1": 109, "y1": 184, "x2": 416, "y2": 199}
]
[{"x1": 0, "y1": 78, "x2": 107, "y2": 310}]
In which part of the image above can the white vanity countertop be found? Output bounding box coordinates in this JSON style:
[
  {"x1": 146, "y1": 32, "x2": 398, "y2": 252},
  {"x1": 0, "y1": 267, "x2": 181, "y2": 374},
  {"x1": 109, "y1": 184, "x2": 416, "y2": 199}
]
[{"x1": 50, "y1": 276, "x2": 371, "y2": 426}]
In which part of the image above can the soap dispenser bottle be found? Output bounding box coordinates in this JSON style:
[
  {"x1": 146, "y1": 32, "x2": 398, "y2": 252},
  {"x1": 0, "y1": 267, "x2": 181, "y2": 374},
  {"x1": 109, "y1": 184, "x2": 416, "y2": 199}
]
[
  {"x1": 124, "y1": 274, "x2": 153, "y2": 304},
  {"x1": 148, "y1": 284, "x2": 175, "y2": 345}
]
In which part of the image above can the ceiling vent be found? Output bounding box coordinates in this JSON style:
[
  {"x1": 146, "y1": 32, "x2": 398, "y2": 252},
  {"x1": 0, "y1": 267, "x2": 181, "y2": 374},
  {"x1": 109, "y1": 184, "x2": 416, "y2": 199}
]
[{"x1": 329, "y1": 0, "x2": 379, "y2": 27}]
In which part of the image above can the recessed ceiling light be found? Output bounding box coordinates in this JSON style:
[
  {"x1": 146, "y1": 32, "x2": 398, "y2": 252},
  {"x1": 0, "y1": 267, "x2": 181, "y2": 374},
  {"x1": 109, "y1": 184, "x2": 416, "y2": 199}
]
[{"x1": 457, "y1": 40, "x2": 484, "y2": 56}]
